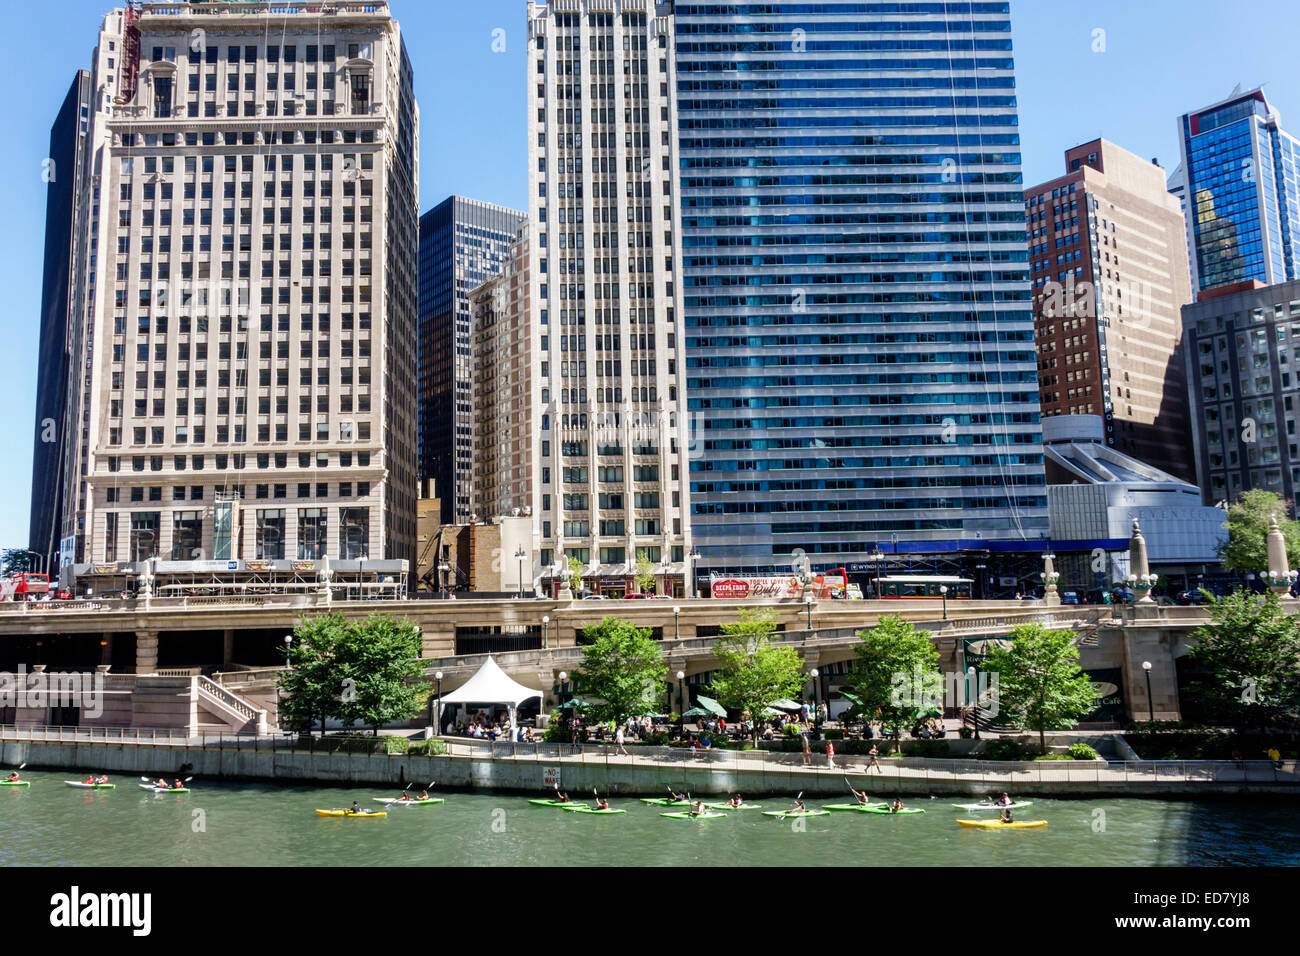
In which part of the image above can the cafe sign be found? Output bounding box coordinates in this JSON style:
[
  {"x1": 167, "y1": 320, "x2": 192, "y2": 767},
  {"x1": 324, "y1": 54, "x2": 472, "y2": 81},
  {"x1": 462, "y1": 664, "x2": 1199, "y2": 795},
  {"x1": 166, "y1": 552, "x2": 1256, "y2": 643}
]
[{"x1": 710, "y1": 575, "x2": 801, "y2": 600}]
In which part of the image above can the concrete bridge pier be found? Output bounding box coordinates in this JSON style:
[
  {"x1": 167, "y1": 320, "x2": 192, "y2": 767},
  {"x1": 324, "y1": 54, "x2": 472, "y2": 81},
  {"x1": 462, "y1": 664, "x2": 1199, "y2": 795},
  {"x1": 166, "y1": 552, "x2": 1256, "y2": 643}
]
[
  {"x1": 135, "y1": 630, "x2": 159, "y2": 675},
  {"x1": 1121, "y1": 616, "x2": 1181, "y2": 721}
]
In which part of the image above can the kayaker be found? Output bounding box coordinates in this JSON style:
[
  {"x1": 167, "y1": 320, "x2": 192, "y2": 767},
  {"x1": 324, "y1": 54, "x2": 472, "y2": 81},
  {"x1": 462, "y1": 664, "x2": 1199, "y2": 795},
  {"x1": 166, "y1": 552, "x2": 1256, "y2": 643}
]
[
  {"x1": 594, "y1": 795, "x2": 610, "y2": 810},
  {"x1": 351, "y1": 801, "x2": 362, "y2": 813},
  {"x1": 418, "y1": 790, "x2": 430, "y2": 800},
  {"x1": 669, "y1": 789, "x2": 687, "y2": 803},
  {"x1": 84, "y1": 775, "x2": 95, "y2": 785},
  {"x1": 397, "y1": 791, "x2": 410, "y2": 802},
  {"x1": 6, "y1": 771, "x2": 19, "y2": 782},
  {"x1": 996, "y1": 792, "x2": 1012, "y2": 807},
  {"x1": 172, "y1": 779, "x2": 183, "y2": 790},
  {"x1": 689, "y1": 799, "x2": 706, "y2": 817},
  {"x1": 792, "y1": 797, "x2": 806, "y2": 813},
  {"x1": 849, "y1": 784, "x2": 870, "y2": 805},
  {"x1": 728, "y1": 793, "x2": 743, "y2": 808},
  {"x1": 97, "y1": 775, "x2": 109, "y2": 785},
  {"x1": 155, "y1": 778, "x2": 167, "y2": 789},
  {"x1": 890, "y1": 798, "x2": 905, "y2": 813},
  {"x1": 1000, "y1": 807, "x2": 1014, "y2": 824},
  {"x1": 554, "y1": 789, "x2": 569, "y2": 803}
]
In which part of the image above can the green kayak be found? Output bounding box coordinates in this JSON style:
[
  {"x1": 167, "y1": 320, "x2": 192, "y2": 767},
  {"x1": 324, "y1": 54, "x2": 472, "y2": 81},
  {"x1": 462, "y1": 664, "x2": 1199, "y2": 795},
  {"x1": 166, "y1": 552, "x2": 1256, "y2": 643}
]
[
  {"x1": 823, "y1": 802, "x2": 885, "y2": 811},
  {"x1": 661, "y1": 811, "x2": 726, "y2": 819},
  {"x1": 528, "y1": 799, "x2": 575, "y2": 807},
  {"x1": 702, "y1": 802, "x2": 762, "y2": 810},
  {"x1": 374, "y1": 797, "x2": 443, "y2": 806},
  {"x1": 0, "y1": 780, "x2": 31, "y2": 787},
  {"x1": 860, "y1": 806, "x2": 925, "y2": 815},
  {"x1": 569, "y1": 807, "x2": 626, "y2": 815},
  {"x1": 762, "y1": 809, "x2": 831, "y2": 818},
  {"x1": 640, "y1": 797, "x2": 689, "y2": 806}
]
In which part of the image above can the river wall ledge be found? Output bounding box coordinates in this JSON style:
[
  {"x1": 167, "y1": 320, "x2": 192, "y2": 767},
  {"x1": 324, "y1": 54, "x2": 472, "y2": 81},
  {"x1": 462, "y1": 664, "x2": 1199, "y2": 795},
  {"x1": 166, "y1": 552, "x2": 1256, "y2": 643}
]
[{"x1": 3, "y1": 740, "x2": 1297, "y2": 798}]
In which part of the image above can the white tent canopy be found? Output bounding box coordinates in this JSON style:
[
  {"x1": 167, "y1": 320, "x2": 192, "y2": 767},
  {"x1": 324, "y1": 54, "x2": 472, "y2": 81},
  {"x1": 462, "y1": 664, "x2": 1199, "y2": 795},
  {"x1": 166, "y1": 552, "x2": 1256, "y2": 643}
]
[{"x1": 437, "y1": 656, "x2": 543, "y2": 738}]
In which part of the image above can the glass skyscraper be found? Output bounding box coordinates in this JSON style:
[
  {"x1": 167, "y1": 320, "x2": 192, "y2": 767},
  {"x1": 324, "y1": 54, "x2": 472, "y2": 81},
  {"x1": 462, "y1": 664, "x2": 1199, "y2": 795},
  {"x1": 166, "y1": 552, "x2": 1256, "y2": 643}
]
[
  {"x1": 1177, "y1": 88, "x2": 1300, "y2": 293},
  {"x1": 417, "y1": 196, "x2": 524, "y2": 523},
  {"x1": 675, "y1": 0, "x2": 1048, "y2": 586}
]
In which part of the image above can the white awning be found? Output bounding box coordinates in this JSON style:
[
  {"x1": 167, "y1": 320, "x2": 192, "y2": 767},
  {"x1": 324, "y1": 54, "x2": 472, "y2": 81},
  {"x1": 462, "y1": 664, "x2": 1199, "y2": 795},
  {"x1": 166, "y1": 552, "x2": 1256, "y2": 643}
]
[{"x1": 439, "y1": 656, "x2": 543, "y2": 708}]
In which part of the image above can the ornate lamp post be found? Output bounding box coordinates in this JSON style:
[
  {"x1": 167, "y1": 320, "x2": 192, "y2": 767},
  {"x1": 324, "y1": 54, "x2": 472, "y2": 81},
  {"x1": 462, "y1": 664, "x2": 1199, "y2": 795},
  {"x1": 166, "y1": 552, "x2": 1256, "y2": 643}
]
[
  {"x1": 805, "y1": 589, "x2": 814, "y2": 630},
  {"x1": 1142, "y1": 660, "x2": 1154, "y2": 724},
  {"x1": 1041, "y1": 552, "x2": 1061, "y2": 606},
  {"x1": 1265, "y1": 517, "x2": 1299, "y2": 600},
  {"x1": 940, "y1": 584, "x2": 949, "y2": 620},
  {"x1": 514, "y1": 546, "x2": 527, "y2": 599},
  {"x1": 688, "y1": 548, "x2": 701, "y2": 597},
  {"x1": 542, "y1": 615, "x2": 550, "y2": 650},
  {"x1": 673, "y1": 605, "x2": 681, "y2": 641}
]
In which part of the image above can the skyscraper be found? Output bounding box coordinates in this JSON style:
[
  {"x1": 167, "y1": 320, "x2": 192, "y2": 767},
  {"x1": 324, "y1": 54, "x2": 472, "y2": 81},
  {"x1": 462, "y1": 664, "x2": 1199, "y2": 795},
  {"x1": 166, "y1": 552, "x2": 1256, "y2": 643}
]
[
  {"x1": 675, "y1": 0, "x2": 1048, "y2": 588},
  {"x1": 30, "y1": 71, "x2": 94, "y2": 572},
  {"x1": 39, "y1": 1, "x2": 419, "y2": 579},
  {"x1": 525, "y1": 0, "x2": 692, "y2": 598},
  {"x1": 1177, "y1": 88, "x2": 1300, "y2": 293},
  {"x1": 1025, "y1": 139, "x2": 1195, "y2": 481},
  {"x1": 417, "y1": 196, "x2": 524, "y2": 524}
]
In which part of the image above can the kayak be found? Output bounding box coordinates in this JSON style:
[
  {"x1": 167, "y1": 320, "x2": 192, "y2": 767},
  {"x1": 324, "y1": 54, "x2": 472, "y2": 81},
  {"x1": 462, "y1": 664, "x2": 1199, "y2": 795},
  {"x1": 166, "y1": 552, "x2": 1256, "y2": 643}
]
[
  {"x1": 661, "y1": 811, "x2": 727, "y2": 819},
  {"x1": 640, "y1": 797, "x2": 689, "y2": 806},
  {"x1": 702, "y1": 802, "x2": 762, "y2": 810},
  {"x1": 64, "y1": 781, "x2": 116, "y2": 790},
  {"x1": 958, "y1": 819, "x2": 1047, "y2": 830},
  {"x1": 373, "y1": 798, "x2": 443, "y2": 806},
  {"x1": 139, "y1": 784, "x2": 189, "y2": 793},
  {"x1": 953, "y1": 801, "x2": 1033, "y2": 811},
  {"x1": 762, "y1": 809, "x2": 831, "y2": 818},
  {"x1": 315, "y1": 809, "x2": 387, "y2": 818},
  {"x1": 568, "y1": 807, "x2": 625, "y2": 815},
  {"x1": 824, "y1": 802, "x2": 886, "y2": 811},
  {"x1": 860, "y1": 806, "x2": 925, "y2": 815},
  {"x1": 529, "y1": 799, "x2": 575, "y2": 807},
  {"x1": 0, "y1": 780, "x2": 30, "y2": 787}
]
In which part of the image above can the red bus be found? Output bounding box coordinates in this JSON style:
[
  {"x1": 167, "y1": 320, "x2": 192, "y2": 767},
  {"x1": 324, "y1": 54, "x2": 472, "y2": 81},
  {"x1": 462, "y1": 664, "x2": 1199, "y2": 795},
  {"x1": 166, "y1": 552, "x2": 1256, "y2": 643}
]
[{"x1": 2, "y1": 573, "x2": 50, "y2": 601}]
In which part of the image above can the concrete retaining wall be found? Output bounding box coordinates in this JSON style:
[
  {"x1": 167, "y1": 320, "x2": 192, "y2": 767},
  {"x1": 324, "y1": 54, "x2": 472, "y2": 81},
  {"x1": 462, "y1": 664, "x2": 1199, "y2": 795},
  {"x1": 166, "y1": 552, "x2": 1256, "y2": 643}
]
[{"x1": 3, "y1": 740, "x2": 1293, "y2": 797}]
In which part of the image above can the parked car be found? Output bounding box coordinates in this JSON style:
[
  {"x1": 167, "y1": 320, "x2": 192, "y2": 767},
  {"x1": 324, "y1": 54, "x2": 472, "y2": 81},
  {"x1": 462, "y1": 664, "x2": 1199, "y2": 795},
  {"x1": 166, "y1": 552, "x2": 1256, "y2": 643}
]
[{"x1": 1060, "y1": 591, "x2": 1080, "y2": 605}]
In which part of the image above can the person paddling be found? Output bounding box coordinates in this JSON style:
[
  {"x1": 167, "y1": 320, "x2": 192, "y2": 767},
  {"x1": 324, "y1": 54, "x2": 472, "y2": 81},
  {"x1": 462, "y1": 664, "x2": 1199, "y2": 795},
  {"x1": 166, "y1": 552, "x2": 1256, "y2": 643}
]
[
  {"x1": 97, "y1": 775, "x2": 109, "y2": 785},
  {"x1": 351, "y1": 801, "x2": 362, "y2": 814},
  {"x1": 889, "y1": 798, "x2": 905, "y2": 813},
  {"x1": 397, "y1": 791, "x2": 410, "y2": 802},
  {"x1": 996, "y1": 791, "x2": 1013, "y2": 807},
  {"x1": 554, "y1": 788, "x2": 570, "y2": 804},
  {"x1": 84, "y1": 775, "x2": 96, "y2": 785},
  {"x1": 418, "y1": 790, "x2": 430, "y2": 801},
  {"x1": 689, "y1": 799, "x2": 706, "y2": 817},
  {"x1": 1000, "y1": 807, "x2": 1014, "y2": 824},
  {"x1": 727, "y1": 793, "x2": 744, "y2": 808},
  {"x1": 593, "y1": 794, "x2": 610, "y2": 811},
  {"x1": 792, "y1": 797, "x2": 807, "y2": 814},
  {"x1": 849, "y1": 784, "x2": 871, "y2": 806},
  {"x1": 172, "y1": 779, "x2": 183, "y2": 790},
  {"x1": 669, "y1": 789, "x2": 687, "y2": 803},
  {"x1": 154, "y1": 778, "x2": 167, "y2": 790},
  {"x1": 7, "y1": 771, "x2": 19, "y2": 782}
]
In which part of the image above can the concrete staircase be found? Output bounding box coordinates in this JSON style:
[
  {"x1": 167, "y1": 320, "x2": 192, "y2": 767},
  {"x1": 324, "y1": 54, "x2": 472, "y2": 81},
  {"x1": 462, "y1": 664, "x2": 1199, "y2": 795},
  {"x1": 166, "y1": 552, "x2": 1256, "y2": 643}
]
[{"x1": 195, "y1": 676, "x2": 267, "y2": 734}]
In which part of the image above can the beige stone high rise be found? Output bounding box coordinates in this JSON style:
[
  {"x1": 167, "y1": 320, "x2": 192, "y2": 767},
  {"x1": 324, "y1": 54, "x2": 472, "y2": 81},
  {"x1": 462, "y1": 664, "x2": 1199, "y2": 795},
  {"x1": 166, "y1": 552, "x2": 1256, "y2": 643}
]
[
  {"x1": 57, "y1": 2, "x2": 419, "y2": 580},
  {"x1": 1026, "y1": 139, "x2": 1196, "y2": 481},
  {"x1": 523, "y1": 0, "x2": 692, "y2": 597}
]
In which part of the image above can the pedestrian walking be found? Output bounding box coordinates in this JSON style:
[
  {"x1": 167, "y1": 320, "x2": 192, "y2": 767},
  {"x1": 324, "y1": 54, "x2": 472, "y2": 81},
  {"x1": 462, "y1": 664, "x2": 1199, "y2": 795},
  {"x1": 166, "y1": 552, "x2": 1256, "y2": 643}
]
[
  {"x1": 826, "y1": 739, "x2": 835, "y2": 769},
  {"x1": 868, "y1": 743, "x2": 880, "y2": 773},
  {"x1": 801, "y1": 729, "x2": 812, "y2": 766},
  {"x1": 616, "y1": 725, "x2": 628, "y2": 756}
]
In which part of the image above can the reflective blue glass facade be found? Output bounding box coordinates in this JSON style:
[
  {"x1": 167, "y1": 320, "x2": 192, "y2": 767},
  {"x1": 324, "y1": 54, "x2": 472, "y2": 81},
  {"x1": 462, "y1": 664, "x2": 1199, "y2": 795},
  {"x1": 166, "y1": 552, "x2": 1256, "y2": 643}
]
[
  {"x1": 675, "y1": 0, "x2": 1048, "y2": 575},
  {"x1": 1178, "y1": 89, "x2": 1300, "y2": 293}
]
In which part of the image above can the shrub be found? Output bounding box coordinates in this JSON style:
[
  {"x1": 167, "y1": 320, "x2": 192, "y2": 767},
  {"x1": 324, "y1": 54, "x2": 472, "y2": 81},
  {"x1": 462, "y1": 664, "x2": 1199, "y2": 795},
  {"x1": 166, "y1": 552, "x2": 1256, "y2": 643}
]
[
  {"x1": 980, "y1": 737, "x2": 1030, "y2": 761},
  {"x1": 823, "y1": 728, "x2": 845, "y2": 741},
  {"x1": 958, "y1": 726, "x2": 973, "y2": 739},
  {"x1": 782, "y1": 723, "x2": 802, "y2": 738},
  {"x1": 407, "y1": 738, "x2": 447, "y2": 756},
  {"x1": 382, "y1": 736, "x2": 410, "y2": 755},
  {"x1": 910, "y1": 740, "x2": 950, "y2": 758},
  {"x1": 1067, "y1": 742, "x2": 1099, "y2": 761},
  {"x1": 640, "y1": 730, "x2": 672, "y2": 746},
  {"x1": 542, "y1": 722, "x2": 571, "y2": 743}
]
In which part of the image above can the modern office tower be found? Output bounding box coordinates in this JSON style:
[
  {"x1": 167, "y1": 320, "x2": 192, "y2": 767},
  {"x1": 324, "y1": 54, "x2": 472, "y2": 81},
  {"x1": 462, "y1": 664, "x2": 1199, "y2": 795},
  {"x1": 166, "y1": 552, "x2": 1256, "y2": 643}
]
[
  {"x1": 30, "y1": 71, "x2": 94, "y2": 573},
  {"x1": 525, "y1": 0, "x2": 692, "y2": 598},
  {"x1": 674, "y1": 0, "x2": 1048, "y2": 588},
  {"x1": 1177, "y1": 88, "x2": 1300, "y2": 294},
  {"x1": 417, "y1": 197, "x2": 525, "y2": 524},
  {"x1": 41, "y1": 2, "x2": 419, "y2": 583},
  {"x1": 470, "y1": 221, "x2": 534, "y2": 520},
  {"x1": 1183, "y1": 279, "x2": 1300, "y2": 504},
  {"x1": 1025, "y1": 139, "x2": 1195, "y2": 481}
]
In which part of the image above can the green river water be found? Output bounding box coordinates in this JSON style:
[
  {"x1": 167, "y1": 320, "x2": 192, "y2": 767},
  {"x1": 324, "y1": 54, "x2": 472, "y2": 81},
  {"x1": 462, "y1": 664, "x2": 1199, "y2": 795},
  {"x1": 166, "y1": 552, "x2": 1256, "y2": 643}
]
[{"x1": 2, "y1": 770, "x2": 1297, "y2": 866}]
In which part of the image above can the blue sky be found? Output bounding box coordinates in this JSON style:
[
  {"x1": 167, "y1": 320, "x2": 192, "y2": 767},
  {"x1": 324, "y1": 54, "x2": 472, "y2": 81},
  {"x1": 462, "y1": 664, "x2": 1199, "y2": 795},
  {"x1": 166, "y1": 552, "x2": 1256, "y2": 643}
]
[{"x1": 2, "y1": 0, "x2": 1297, "y2": 550}]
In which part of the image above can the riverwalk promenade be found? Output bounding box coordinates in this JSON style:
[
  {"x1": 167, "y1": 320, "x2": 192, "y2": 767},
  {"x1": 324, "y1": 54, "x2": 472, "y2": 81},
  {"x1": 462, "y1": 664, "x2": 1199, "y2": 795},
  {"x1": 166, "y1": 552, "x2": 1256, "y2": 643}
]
[{"x1": 2, "y1": 727, "x2": 1295, "y2": 797}]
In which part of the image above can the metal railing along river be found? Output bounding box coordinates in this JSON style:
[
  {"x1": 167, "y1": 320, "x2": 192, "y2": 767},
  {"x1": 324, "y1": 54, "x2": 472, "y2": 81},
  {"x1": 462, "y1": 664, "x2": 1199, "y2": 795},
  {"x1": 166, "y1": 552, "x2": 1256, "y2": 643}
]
[{"x1": 1, "y1": 724, "x2": 1294, "y2": 786}]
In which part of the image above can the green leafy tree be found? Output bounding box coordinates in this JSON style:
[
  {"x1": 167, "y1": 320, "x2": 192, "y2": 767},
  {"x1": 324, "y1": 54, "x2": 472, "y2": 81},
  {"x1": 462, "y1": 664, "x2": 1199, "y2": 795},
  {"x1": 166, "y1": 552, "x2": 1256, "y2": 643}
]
[
  {"x1": 335, "y1": 614, "x2": 427, "y2": 735},
  {"x1": 848, "y1": 615, "x2": 942, "y2": 752},
  {"x1": 567, "y1": 555, "x2": 585, "y2": 593},
  {"x1": 574, "y1": 616, "x2": 667, "y2": 725},
  {"x1": 707, "y1": 609, "x2": 806, "y2": 743},
  {"x1": 0, "y1": 549, "x2": 32, "y2": 575},
  {"x1": 278, "y1": 613, "x2": 348, "y2": 735},
  {"x1": 1218, "y1": 489, "x2": 1300, "y2": 574},
  {"x1": 981, "y1": 623, "x2": 1099, "y2": 755},
  {"x1": 634, "y1": 550, "x2": 656, "y2": 595},
  {"x1": 1185, "y1": 589, "x2": 1300, "y2": 728}
]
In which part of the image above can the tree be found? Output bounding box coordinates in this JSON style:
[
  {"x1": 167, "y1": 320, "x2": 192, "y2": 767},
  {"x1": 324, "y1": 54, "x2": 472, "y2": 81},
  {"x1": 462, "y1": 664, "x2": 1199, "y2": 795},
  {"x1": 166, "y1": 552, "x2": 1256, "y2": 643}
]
[
  {"x1": 707, "y1": 609, "x2": 806, "y2": 743},
  {"x1": 981, "y1": 623, "x2": 1098, "y2": 755},
  {"x1": 574, "y1": 616, "x2": 667, "y2": 725},
  {"x1": 278, "y1": 613, "x2": 349, "y2": 735},
  {"x1": 1218, "y1": 489, "x2": 1300, "y2": 574},
  {"x1": 847, "y1": 615, "x2": 942, "y2": 752},
  {"x1": 567, "y1": 555, "x2": 585, "y2": 593},
  {"x1": 1185, "y1": 589, "x2": 1300, "y2": 729},
  {"x1": 0, "y1": 549, "x2": 32, "y2": 575},
  {"x1": 634, "y1": 550, "x2": 656, "y2": 595},
  {"x1": 335, "y1": 614, "x2": 427, "y2": 735}
]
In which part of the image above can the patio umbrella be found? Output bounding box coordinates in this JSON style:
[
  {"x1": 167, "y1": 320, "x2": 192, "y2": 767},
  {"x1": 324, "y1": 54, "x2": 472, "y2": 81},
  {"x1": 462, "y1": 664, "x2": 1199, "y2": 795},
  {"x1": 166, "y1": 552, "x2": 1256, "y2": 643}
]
[
  {"x1": 770, "y1": 699, "x2": 802, "y2": 712},
  {"x1": 758, "y1": 707, "x2": 783, "y2": 718},
  {"x1": 561, "y1": 698, "x2": 590, "y2": 709},
  {"x1": 695, "y1": 695, "x2": 728, "y2": 718},
  {"x1": 681, "y1": 706, "x2": 710, "y2": 718}
]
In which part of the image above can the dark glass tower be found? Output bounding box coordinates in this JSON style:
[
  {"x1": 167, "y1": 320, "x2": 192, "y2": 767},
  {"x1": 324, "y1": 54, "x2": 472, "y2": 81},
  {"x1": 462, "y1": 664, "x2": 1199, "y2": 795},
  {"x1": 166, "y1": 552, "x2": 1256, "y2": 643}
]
[
  {"x1": 675, "y1": 0, "x2": 1049, "y2": 585},
  {"x1": 29, "y1": 71, "x2": 92, "y2": 572},
  {"x1": 417, "y1": 196, "x2": 523, "y2": 523}
]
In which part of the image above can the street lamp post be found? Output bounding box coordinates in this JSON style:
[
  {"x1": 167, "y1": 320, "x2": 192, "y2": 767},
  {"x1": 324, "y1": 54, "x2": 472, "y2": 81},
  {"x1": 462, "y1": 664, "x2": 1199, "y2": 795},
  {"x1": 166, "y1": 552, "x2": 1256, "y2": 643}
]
[
  {"x1": 810, "y1": 668, "x2": 820, "y2": 725},
  {"x1": 870, "y1": 546, "x2": 885, "y2": 598},
  {"x1": 542, "y1": 615, "x2": 550, "y2": 650},
  {"x1": 432, "y1": 671, "x2": 444, "y2": 734},
  {"x1": 280, "y1": 634, "x2": 292, "y2": 733},
  {"x1": 514, "y1": 546, "x2": 526, "y2": 599},
  {"x1": 805, "y1": 590, "x2": 814, "y2": 631},
  {"x1": 558, "y1": 670, "x2": 568, "y2": 726},
  {"x1": 968, "y1": 665, "x2": 980, "y2": 740},
  {"x1": 940, "y1": 584, "x2": 949, "y2": 620},
  {"x1": 1142, "y1": 660, "x2": 1154, "y2": 724},
  {"x1": 688, "y1": 548, "x2": 701, "y2": 597},
  {"x1": 673, "y1": 605, "x2": 681, "y2": 641},
  {"x1": 676, "y1": 670, "x2": 686, "y2": 736}
]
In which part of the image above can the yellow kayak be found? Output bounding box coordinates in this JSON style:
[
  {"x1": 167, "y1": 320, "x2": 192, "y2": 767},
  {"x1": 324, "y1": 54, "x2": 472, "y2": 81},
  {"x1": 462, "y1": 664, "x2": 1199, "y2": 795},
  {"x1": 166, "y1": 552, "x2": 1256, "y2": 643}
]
[
  {"x1": 957, "y1": 818, "x2": 1046, "y2": 829},
  {"x1": 315, "y1": 809, "x2": 387, "y2": 818}
]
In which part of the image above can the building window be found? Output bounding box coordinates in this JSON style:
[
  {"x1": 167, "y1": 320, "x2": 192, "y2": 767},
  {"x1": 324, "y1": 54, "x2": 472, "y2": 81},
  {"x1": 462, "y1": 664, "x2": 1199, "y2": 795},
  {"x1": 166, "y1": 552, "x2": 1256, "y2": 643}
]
[
  {"x1": 298, "y1": 508, "x2": 327, "y2": 560},
  {"x1": 256, "y1": 509, "x2": 286, "y2": 560},
  {"x1": 339, "y1": 507, "x2": 369, "y2": 559},
  {"x1": 129, "y1": 512, "x2": 160, "y2": 562}
]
